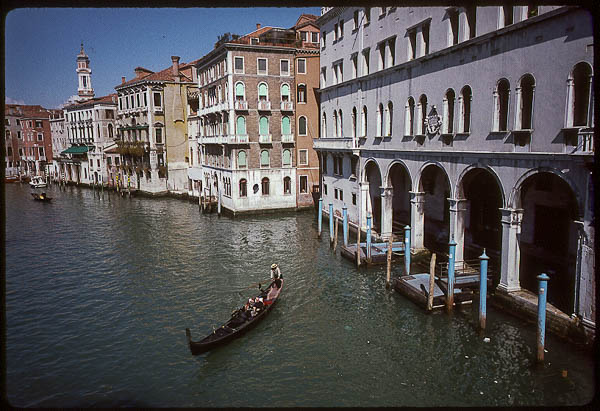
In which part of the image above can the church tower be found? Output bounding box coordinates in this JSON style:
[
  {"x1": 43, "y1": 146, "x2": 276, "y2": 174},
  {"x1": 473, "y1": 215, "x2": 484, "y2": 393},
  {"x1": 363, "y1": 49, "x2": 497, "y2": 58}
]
[{"x1": 76, "y1": 43, "x2": 94, "y2": 101}]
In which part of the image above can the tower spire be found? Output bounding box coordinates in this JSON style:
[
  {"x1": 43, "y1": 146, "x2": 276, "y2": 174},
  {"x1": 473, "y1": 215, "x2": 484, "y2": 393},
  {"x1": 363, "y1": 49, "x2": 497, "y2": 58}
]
[{"x1": 76, "y1": 43, "x2": 94, "y2": 101}]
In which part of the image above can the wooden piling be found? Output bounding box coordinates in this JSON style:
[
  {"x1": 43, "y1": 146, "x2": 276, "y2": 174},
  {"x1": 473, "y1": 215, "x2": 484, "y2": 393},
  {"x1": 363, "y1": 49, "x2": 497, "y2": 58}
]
[
  {"x1": 386, "y1": 235, "x2": 393, "y2": 287},
  {"x1": 356, "y1": 224, "x2": 361, "y2": 267},
  {"x1": 427, "y1": 253, "x2": 437, "y2": 311},
  {"x1": 333, "y1": 216, "x2": 340, "y2": 252}
]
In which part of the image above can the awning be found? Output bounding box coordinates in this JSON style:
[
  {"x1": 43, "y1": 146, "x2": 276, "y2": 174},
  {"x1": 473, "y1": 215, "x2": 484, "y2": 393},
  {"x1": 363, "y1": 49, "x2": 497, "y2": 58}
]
[{"x1": 61, "y1": 146, "x2": 91, "y2": 154}]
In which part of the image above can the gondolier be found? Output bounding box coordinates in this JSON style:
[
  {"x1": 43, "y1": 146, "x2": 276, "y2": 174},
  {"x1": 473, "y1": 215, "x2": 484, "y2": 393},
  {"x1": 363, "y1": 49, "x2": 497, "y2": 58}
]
[{"x1": 270, "y1": 263, "x2": 282, "y2": 279}]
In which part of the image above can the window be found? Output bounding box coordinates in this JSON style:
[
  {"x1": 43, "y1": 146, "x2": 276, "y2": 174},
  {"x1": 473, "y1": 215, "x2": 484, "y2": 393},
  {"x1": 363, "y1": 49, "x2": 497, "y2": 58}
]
[
  {"x1": 282, "y1": 149, "x2": 292, "y2": 167},
  {"x1": 280, "y1": 59, "x2": 290, "y2": 76},
  {"x1": 500, "y1": 6, "x2": 514, "y2": 27},
  {"x1": 459, "y1": 86, "x2": 472, "y2": 133},
  {"x1": 322, "y1": 113, "x2": 327, "y2": 138},
  {"x1": 257, "y1": 58, "x2": 268, "y2": 75},
  {"x1": 4, "y1": 118, "x2": 9, "y2": 126},
  {"x1": 301, "y1": 31, "x2": 308, "y2": 42},
  {"x1": 136, "y1": 94, "x2": 140, "y2": 107},
  {"x1": 239, "y1": 179, "x2": 247, "y2": 197},
  {"x1": 352, "y1": 193, "x2": 357, "y2": 205},
  {"x1": 353, "y1": 10, "x2": 359, "y2": 30},
  {"x1": 351, "y1": 156, "x2": 358, "y2": 178},
  {"x1": 261, "y1": 177, "x2": 270, "y2": 195},
  {"x1": 339, "y1": 20, "x2": 344, "y2": 38},
  {"x1": 144, "y1": 92, "x2": 147, "y2": 106},
  {"x1": 321, "y1": 67, "x2": 327, "y2": 87},
  {"x1": 155, "y1": 127, "x2": 163, "y2": 144},
  {"x1": 300, "y1": 175, "x2": 308, "y2": 193},
  {"x1": 380, "y1": 7, "x2": 387, "y2": 16},
  {"x1": 235, "y1": 82, "x2": 245, "y2": 101},
  {"x1": 422, "y1": 23, "x2": 430, "y2": 55},
  {"x1": 386, "y1": 102, "x2": 393, "y2": 136},
  {"x1": 324, "y1": 184, "x2": 328, "y2": 195},
  {"x1": 517, "y1": 74, "x2": 535, "y2": 130},
  {"x1": 351, "y1": 53, "x2": 358, "y2": 79},
  {"x1": 322, "y1": 154, "x2": 328, "y2": 175},
  {"x1": 443, "y1": 89, "x2": 456, "y2": 134},
  {"x1": 352, "y1": 107, "x2": 357, "y2": 137},
  {"x1": 234, "y1": 56, "x2": 244, "y2": 73},
  {"x1": 259, "y1": 116, "x2": 269, "y2": 136},
  {"x1": 311, "y1": 32, "x2": 319, "y2": 43},
  {"x1": 377, "y1": 104, "x2": 384, "y2": 136},
  {"x1": 527, "y1": 6, "x2": 539, "y2": 18},
  {"x1": 364, "y1": 7, "x2": 371, "y2": 25},
  {"x1": 299, "y1": 149, "x2": 308, "y2": 165},
  {"x1": 238, "y1": 150, "x2": 247, "y2": 168},
  {"x1": 338, "y1": 110, "x2": 343, "y2": 137},
  {"x1": 258, "y1": 83, "x2": 268, "y2": 101},
  {"x1": 321, "y1": 31, "x2": 326, "y2": 49},
  {"x1": 260, "y1": 150, "x2": 270, "y2": 168},
  {"x1": 378, "y1": 43, "x2": 385, "y2": 71},
  {"x1": 333, "y1": 111, "x2": 338, "y2": 137},
  {"x1": 418, "y1": 95, "x2": 427, "y2": 135},
  {"x1": 334, "y1": 23, "x2": 339, "y2": 41},
  {"x1": 284, "y1": 176, "x2": 291, "y2": 194},
  {"x1": 39, "y1": 147, "x2": 45, "y2": 157},
  {"x1": 17, "y1": 131, "x2": 22, "y2": 139},
  {"x1": 236, "y1": 116, "x2": 246, "y2": 135},
  {"x1": 405, "y1": 97, "x2": 415, "y2": 136},
  {"x1": 298, "y1": 116, "x2": 307, "y2": 135},
  {"x1": 339, "y1": 189, "x2": 344, "y2": 202},
  {"x1": 361, "y1": 106, "x2": 368, "y2": 137},
  {"x1": 5, "y1": 130, "x2": 10, "y2": 138},
  {"x1": 569, "y1": 63, "x2": 593, "y2": 127},
  {"x1": 153, "y1": 92, "x2": 162, "y2": 107},
  {"x1": 387, "y1": 38, "x2": 396, "y2": 67},
  {"x1": 282, "y1": 116, "x2": 291, "y2": 136},
  {"x1": 297, "y1": 58, "x2": 306, "y2": 74},
  {"x1": 297, "y1": 84, "x2": 306, "y2": 103},
  {"x1": 408, "y1": 29, "x2": 417, "y2": 60},
  {"x1": 448, "y1": 8, "x2": 459, "y2": 46},
  {"x1": 37, "y1": 133, "x2": 43, "y2": 141},
  {"x1": 35, "y1": 120, "x2": 43, "y2": 128},
  {"x1": 493, "y1": 80, "x2": 510, "y2": 131},
  {"x1": 16, "y1": 119, "x2": 20, "y2": 126},
  {"x1": 281, "y1": 84, "x2": 290, "y2": 101},
  {"x1": 362, "y1": 48, "x2": 370, "y2": 75},
  {"x1": 466, "y1": 6, "x2": 477, "y2": 40}
]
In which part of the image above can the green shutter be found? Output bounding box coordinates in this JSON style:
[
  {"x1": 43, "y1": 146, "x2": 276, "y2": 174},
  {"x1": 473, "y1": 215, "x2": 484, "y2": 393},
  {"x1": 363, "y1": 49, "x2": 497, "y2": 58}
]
[
  {"x1": 259, "y1": 116, "x2": 269, "y2": 135},
  {"x1": 238, "y1": 150, "x2": 246, "y2": 167},
  {"x1": 282, "y1": 149, "x2": 291, "y2": 166},
  {"x1": 235, "y1": 82, "x2": 244, "y2": 97},
  {"x1": 260, "y1": 150, "x2": 270, "y2": 166},
  {"x1": 282, "y1": 116, "x2": 291, "y2": 134},
  {"x1": 236, "y1": 116, "x2": 246, "y2": 135},
  {"x1": 281, "y1": 84, "x2": 290, "y2": 98},
  {"x1": 259, "y1": 83, "x2": 268, "y2": 97}
]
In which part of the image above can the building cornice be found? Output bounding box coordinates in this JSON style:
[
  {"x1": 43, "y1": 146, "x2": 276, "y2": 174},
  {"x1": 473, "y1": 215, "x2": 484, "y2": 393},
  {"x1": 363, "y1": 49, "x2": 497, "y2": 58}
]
[{"x1": 316, "y1": 7, "x2": 347, "y2": 27}]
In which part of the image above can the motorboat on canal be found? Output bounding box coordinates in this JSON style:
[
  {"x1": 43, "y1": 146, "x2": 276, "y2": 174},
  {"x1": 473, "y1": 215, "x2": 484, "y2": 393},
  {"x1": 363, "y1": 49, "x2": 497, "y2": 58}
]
[
  {"x1": 31, "y1": 192, "x2": 52, "y2": 202},
  {"x1": 186, "y1": 277, "x2": 284, "y2": 355},
  {"x1": 29, "y1": 176, "x2": 47, "y2": 188}
]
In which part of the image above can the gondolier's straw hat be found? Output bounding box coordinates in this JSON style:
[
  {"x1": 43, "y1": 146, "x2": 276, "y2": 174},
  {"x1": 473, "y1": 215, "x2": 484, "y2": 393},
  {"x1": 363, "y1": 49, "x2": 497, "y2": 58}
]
[{"x1": 271, "y1": 263, "x2": 278, "y2": 269}]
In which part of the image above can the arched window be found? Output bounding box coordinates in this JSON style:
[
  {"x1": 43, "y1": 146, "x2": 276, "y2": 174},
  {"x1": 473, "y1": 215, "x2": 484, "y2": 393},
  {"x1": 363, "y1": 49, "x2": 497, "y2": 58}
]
[
  {"x1": 236, "y1": 116, "x2": 246, "y2": 135},
  {"x1": 238, "y1": 150, "x2": 247, "y2": 168},
  {"x1": 218, "y1": 85, "x2": 222, "y2": 102},
  {"x1": 258, "y1": 83, "x2": 268, "y2": 101},
  {"x1": 108, "y1": 124, "x2": 114, "y2": 138},
  {"x1": 405, "y1": 97, "x2": 415, "y2": 136},
  {"x1": 418, "y1": 95, "x2": 427, "y2": 135},
  {"x1": 235, "y1": 82, "x2": 245, "y2": 100},
  {"x1": 377, "y1": 103, "x2": 384, "y2": 136},
  {"x1": 361, "y1": 106, "x2": 368, "y2": 137},
  {"x1": 261, "y1": 177, "x2": 270, "y2": 195},
  {"x1": 283, "y1": 176, "x2": 291, "y2": 194},
  {"x1": 239, "y1": 178, "x2": 247, "y2": 197},
  {"x1": 322, "y1": 113, "x2": 327, "y2": 137},
  {"x1": 297, "y1": 84, "x2": 307, "y2": 103},
  {"x1": 516, "y1": 74, "x2": 535, "y2": 130},
  {"x1": 259, "y1": 116, "x2": 269, "y2": 136},
  {"x1": 352, "y1": 107, "x2": 357, "y2": 138},
  {"x1": 443, "y1": 89, "x2": 455, "y2": 134},
  {"x1": 298, "y1": 116, "x2": 307, "y2": 135},
  {"x1": 281, "y1": 116, "x2": 291, "y2": 135},
  {"x1": 459, "y1": 86, "x2": 472, "y2": 133},
  {"x1": 338, "y1": 110, "x2": 343, "y2": 137},
  {"x1": 568, "y1": 63, "x2": 593, "y2": 127},
  {"x1": 322, "y1": 153, "x2": 328, "y2": 174},
  {"x1": 260, "y1": 149, "x2": 270, "y2": 168},
  {"x1": 282, "y1": 149, "x2": 292, "y2": 167},
  {"x1": 493, "y1": 80, "x2": 509, "y2": 132},
  {"x1": 333, "y1": 111, "x2": 339, "y2": 137},
  {"x1": 386, "y1": 102, "x2": 393, "y2": 136},
  {"x1": 281, "y1": 84, "x2": 290, "y2": 101}
]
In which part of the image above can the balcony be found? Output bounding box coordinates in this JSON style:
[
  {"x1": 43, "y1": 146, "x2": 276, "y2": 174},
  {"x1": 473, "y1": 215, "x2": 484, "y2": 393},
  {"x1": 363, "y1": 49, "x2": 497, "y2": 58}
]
[
  {"x1": 564, "y1": 127, "x2": 594, "y2": 154},
  {"x1": 201, "y1": 135, "x2": 226, "y2": 144},
  {"x1": 280, "y1": 101, "x2": 294, "y2": 111},
  {"x1": 259, "y1": 134, "x2": 272, "y2": 144},
  {"x1": 227, "y1": 134, "x2": 249, "y2": 144},
  {"x1": 257, "y1": 100, "x2": 271, "y2": 111},
  {"x1": 281, "y1": 133, "x2": 294, "y2": 143},
  {"x1": 234, "y1": 100, "x2": 248, "y2": 111},
  {"x1": 312, "y1": 137, "x2": 359, "y2": 151}
]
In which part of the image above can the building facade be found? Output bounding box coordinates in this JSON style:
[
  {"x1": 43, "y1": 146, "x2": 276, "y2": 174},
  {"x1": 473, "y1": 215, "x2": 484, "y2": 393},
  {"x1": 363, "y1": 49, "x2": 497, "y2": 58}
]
[
  {"x1": 4, "y1": 105, "x2": 25, "y2": 177},
  {"x1": 49, "y1": 109, "x2": 67, "y2": 181},
  {"x1": 114, "y1": 57, "x2": 195, "y2": 194},
  {"x1": 189, "y1": 16, "x2": 321, "y2": 213},
  {"x1": 315, "y1": 6, "x2": 594, "y2": 335}
]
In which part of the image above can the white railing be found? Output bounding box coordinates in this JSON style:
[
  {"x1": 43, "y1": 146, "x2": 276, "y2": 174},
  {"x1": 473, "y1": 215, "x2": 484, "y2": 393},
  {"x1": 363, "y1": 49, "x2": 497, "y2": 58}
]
[
  {"x1": 280, "y1": 101, "x2": 294, "y2": 111},
  {"x1": 577, "y1": 130, "x2": 594, "y2": 153},
  {"x1": 227, "y1": 134, "x2": 249, "y2": 144},
  {"x1": 234, "y1": 100, "x2": 248, "y2": 111},
  {"x1": 281, "y1": 133, "x2": 294, "y2": 143},
  {"x1": 312, "y1": 137, "x2": 358, "y2": 150},
  {"x1": 259, "y1": 134, "x2": 272, "y2": 143},
  {"x1": 257, "y1": 100, "x2": 271, "y2": 111}
]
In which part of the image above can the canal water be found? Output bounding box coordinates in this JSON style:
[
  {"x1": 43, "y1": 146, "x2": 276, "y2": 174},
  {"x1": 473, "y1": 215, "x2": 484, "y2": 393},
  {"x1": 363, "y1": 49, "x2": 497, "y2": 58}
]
[{"x1": 4, "y1": 184, "x2": 595, "y2": 407}]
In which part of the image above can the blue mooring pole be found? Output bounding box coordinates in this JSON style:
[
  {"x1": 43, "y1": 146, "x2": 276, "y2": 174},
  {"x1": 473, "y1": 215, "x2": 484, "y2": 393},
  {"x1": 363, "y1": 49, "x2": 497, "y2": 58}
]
[
  {"x1": 318, "y1": 198, "x2": 323, "y2": 238},
  {"x1": 329, "y1": 203, "x2": 334, "y2": 243},
  {"x1": 366, "y1": 214, "x2": 372, "y2": 262},
  {"x1": 537, "y1": 273, "x2": 550, "y2": 363},
  {"x1": 342, "y1": 206, "x2": 348, "y2": 247},
  {"x1": 479, "y1": 249, "x2": 489, "y2": 330},
  {"x1": 446, "y1": 240, "x2": 457, "y2": 311},
  {"x1": 404, "y1": 225, "x2": 411, "y2": 276}
]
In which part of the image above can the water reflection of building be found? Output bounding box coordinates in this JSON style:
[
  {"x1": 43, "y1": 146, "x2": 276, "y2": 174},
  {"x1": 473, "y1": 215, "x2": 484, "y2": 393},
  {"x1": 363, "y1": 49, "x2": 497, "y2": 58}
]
[{"x1": 315, "y1": 7, "x2": 594, "y2": 339}]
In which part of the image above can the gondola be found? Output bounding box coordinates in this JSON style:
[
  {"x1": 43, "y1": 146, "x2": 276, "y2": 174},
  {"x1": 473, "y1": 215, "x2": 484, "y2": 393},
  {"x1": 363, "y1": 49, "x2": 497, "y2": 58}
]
[
  {"x1": 31, "y1": 193, "x2": 52, "y2": 202},
  {"x1": 186, "y1": 278, "x2": 284, "y2": 355}
]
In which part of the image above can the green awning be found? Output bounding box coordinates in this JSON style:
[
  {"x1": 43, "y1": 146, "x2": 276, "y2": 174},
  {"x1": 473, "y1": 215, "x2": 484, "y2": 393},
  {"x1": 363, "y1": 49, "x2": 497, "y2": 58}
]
[{"x1": 61, "y1": 146, "x2": 91, "y2": 154}]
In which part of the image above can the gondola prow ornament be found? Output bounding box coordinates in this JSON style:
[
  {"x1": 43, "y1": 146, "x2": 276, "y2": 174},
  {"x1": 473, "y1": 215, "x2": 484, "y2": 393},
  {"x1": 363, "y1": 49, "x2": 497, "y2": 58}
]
[{"x1": 426, "y1": 105, "x2": 442, "y2": 135}]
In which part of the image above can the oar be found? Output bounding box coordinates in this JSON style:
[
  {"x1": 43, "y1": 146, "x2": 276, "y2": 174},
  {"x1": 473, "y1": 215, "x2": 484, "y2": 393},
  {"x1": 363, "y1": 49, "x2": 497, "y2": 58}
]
[{"x1": 237, "y1": 280, "x2": 271, "y2": 295}]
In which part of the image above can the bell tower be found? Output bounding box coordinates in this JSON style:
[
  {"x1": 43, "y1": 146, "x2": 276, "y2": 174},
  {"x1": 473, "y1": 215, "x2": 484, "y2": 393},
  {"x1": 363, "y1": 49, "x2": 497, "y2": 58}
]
[{"x1": 76, "y1": 43, "x2": 94, "y2": 101}]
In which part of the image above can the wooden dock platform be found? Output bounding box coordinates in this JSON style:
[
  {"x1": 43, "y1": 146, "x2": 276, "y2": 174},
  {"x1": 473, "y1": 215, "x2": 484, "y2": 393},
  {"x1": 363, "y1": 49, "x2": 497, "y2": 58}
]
[
  {"x1": 392, "y1": 273, "x2": 475, "y2": 310},
  {"x1": 340, "y1": 241, "x2": 405, "y2": 265}
]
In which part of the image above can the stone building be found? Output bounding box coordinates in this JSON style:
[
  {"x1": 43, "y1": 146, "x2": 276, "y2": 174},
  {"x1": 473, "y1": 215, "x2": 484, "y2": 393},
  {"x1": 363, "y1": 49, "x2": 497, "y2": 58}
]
[
  {"x1": 315, "y1": 6, "x2": 594, "y2": 339},
  {"x1": 114, "y1": 57, "x2": 196, "y2": 194},
  {"x1": 4, "y1": 104, "x2": 26, "y2": 177},
  {"x1": 188, "y1": 15, "x2": 321, "y2": 213},
  {"x1": 49, "y1": 109, "x2": 67, "y2": 181}
]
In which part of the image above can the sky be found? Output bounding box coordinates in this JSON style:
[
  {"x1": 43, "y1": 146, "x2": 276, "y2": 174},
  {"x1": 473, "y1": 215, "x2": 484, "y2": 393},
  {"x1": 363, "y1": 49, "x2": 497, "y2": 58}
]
[{"x1": 5, "y1": 7, "x2": 321, "y2": 109}]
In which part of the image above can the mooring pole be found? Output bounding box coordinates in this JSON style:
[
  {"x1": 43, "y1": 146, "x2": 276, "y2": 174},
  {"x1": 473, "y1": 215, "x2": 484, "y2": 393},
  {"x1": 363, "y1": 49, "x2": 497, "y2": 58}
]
[
  {"x1": 217, "y1": 188, "x2": 222, "y2": 216},
  {"x1": 404, "y1": 225, "x2": 411, "y2": 276},
  {"x1": 386, "y1": 235, "x2": 393, "y2": 287},
  {"x1": 333, "y1": 216, "x2": 339, "y2": 252},
  {"x1": 479, "y1": 249, "x2": 489, "y2": 330},
  {"x1": 446, "y1": 240, "x2": 457, "y2": 311},
  {"x1": 342, "y1": 206, "x2": 348, "y2": 247},
  {"x1": 318, "y1": 198, "x2": 323, "y2": 238},
  {"x1": 329, "y1": 203, "x2": 334, "y2": 247},
  {"x1": 356, "y1": 219, "x2": 361, "y2": 267},
  {"x1": 366, "y1": 214, "x2": 372, "y2": 263},
  {"x1": 428, "y1": 253, "x2": 437, "y2": 311},
  {"x1": 537, "y1": 273, "x2": 550, "y2": 363}
]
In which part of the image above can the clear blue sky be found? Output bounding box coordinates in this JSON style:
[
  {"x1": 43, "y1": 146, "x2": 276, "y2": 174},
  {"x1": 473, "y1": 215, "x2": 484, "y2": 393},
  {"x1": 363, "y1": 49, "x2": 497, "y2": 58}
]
[{"x1": 5, "y1": 7, "x2": 321, "y2": 109}]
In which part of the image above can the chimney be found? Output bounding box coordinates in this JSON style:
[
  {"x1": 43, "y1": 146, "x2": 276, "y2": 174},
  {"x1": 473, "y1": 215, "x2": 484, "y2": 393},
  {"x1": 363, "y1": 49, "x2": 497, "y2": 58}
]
[
  {"x1": 121, "y1": 76, "x2": 126, "y2": 84},
  {"x1": 171, "y1": 56, "x2": 180, "y2": 81},
  {"x1": 256, "y1": 23, "x2": 261, "y2": 30},
  {"x1": 134, "y1": 67, "x2": 145, "y2": 78}
]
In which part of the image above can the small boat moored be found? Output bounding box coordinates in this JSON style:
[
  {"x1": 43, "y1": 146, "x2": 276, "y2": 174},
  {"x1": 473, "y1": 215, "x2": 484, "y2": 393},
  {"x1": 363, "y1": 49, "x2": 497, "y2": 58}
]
[
  {"x1": 186, "y1": 277, "x2": 284, "y2": 355},
  {"x1": 29, "y1": 176, "x2": 47, "y2": 188}
]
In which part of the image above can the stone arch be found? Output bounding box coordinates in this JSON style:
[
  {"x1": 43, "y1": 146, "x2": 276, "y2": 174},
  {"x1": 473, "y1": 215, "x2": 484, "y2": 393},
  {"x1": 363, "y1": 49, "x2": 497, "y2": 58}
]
[
  {"x1": 386, "y1": 160, "x2": 413, "y2": 230},
  {"x1": 416, "y1": 161, "x2": 453, "y2": 198},
  {"x1": 363, "y1": 158, "x2": 383, "y2": 232},
  {"x1": 417, "y1": 162, "x2": 452, "y2": 251},
  {"x1": 456, "y1": 164, "x2": 506, "y2": 208}
]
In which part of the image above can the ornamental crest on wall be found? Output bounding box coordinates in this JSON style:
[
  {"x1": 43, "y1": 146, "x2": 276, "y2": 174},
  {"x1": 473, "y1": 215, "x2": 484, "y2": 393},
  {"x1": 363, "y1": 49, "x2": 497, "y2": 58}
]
[{"x1": 426, "y1": 106, "x2": 442, "y2": 135}]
